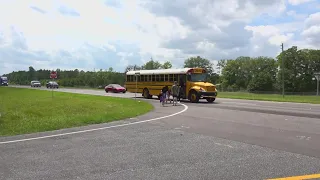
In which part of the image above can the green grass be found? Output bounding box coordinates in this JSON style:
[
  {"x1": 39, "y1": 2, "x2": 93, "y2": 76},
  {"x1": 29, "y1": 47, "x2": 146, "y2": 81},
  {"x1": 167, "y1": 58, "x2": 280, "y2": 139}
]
[
  {"x1": 218, "y1": 92, "x2": 320, "y2": 104},
  {"x1": 0, "y1": 87, "x2": 153, "y2": 136}
]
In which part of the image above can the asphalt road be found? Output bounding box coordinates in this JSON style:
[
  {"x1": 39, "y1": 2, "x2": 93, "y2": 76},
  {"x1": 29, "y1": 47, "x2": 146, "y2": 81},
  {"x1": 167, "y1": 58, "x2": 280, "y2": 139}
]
[{"x1": 1, "y1": 85, "x2": 320, "y2": 180}]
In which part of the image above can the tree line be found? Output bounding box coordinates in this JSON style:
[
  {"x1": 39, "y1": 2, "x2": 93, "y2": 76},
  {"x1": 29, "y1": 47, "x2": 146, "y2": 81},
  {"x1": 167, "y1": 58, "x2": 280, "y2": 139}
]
[
  {"x1": 218, "y1": 46, "x2": 320, "y2": 93},
  {"x1": 2, "y1": 46, "x2": 320, "y2": 93}
]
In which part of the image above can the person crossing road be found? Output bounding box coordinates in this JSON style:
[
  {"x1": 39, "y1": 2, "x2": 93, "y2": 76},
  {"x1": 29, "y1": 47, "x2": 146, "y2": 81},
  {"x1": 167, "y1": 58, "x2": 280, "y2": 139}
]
[{"x1": 171, "y1": 81, "x2": 179, "y2": 106}]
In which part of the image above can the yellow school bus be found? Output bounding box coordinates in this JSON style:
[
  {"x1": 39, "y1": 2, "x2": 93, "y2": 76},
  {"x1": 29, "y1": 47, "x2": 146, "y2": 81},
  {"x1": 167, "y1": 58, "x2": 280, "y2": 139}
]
[{"x1": 125, "y1": 68, "x2": 217, "y2": 103}]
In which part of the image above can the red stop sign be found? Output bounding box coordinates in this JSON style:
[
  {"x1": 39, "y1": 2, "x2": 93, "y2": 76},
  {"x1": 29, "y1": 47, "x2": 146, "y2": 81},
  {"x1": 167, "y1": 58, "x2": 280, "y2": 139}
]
[{"x1": 50, "y1": 71, "x2": 57, "y2": 79}]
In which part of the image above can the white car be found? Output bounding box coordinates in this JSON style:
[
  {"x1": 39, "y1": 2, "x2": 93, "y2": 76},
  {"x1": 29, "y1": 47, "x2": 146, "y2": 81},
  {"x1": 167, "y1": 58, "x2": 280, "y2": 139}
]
[{"x1": 31, "y1": 80, "x2": 41, "y2": 87}]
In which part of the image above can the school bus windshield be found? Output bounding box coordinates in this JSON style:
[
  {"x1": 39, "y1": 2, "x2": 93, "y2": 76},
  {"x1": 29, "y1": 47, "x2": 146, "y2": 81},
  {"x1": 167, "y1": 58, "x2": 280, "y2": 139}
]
[{"x1": 188, "y1": 73, "x2": 207, "y2": 82}]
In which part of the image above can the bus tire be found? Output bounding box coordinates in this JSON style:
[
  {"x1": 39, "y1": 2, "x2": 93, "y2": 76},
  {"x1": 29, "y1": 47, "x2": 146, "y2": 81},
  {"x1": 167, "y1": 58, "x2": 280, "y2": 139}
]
[
  {"x1": 143, "y1": 88, "x2": 150, "y2": 99},
  {"x1": 206, "y1": 98, "x2": 215, "y2": 103},
  {"x1": 188, "y1": 90, "x2": 200, "y2": 103}
]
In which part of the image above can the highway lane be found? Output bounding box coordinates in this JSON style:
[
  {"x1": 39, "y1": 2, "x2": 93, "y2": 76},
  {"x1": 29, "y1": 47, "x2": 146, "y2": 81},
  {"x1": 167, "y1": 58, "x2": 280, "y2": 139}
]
[{"x1": 1, "y1": 86, "x2": 320, "y2": 179}]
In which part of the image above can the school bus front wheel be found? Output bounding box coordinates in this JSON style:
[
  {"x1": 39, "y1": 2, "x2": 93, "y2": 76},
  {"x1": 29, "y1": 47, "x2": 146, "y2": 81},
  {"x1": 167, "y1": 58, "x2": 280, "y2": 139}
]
[{"x1": 189, "y1": 90, "x2": 200, "y2": 103}]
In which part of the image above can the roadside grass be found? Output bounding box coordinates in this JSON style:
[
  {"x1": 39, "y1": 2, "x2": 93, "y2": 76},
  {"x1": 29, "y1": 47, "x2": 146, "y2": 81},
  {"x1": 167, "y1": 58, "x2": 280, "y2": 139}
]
[
  {"x1": 0, "y1": 87, "x2": 153, "y2": 136},
  {"x1": 218, "y1": 92, "x2": 320, "y2": 104},
  {"x1": 59, "y1": 86, "x2": 101, "y2": 90}
]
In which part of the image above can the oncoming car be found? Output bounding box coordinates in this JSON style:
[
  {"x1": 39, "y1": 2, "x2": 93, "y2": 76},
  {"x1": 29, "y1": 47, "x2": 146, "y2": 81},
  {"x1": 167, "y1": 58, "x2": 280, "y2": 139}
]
[
  {"x1": 105, "y1": 84, "x2": 126, "y2": 93},
  {"x1": 0, "y1": 76, "x2": 8, "y2": 86},
  {"x1": 30, "y1": 80, "x2": 41, "y2": 87}
]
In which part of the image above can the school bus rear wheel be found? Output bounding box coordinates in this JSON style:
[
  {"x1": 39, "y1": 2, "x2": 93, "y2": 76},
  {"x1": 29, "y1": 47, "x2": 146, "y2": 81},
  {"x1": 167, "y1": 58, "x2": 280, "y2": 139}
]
[{"x1": 143, "y1": 88, "x2": 151, "y2": 99}]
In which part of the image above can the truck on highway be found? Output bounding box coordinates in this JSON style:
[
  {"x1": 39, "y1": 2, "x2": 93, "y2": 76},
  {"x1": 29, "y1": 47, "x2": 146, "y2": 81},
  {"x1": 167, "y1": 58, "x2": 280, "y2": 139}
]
[
  {"x1": 125, "y1": 68, "x2": 217, "y2": 103},
  {"x1": 0, "y1": 76, "x2": 8, "y2": 86}
]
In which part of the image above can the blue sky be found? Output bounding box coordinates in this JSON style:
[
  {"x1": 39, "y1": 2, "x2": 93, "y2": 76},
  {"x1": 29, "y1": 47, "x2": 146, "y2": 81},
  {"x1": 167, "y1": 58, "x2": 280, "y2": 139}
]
[{"x1": 0, "y1": 0, "x2": 319, "y2": 74}]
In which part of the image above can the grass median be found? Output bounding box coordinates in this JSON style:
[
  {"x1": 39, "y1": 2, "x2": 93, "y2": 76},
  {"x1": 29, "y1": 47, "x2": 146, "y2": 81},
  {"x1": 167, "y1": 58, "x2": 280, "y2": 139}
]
[
  {"x1": 218, "y1": 92, "x2": 320, "y2": 104},
  {"x1": 0, "y1": 87, "x2": 153, "y2": 136}
]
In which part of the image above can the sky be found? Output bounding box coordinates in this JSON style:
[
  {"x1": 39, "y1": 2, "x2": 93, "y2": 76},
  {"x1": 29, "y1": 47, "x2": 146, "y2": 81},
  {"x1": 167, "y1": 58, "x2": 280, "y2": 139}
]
[{"x1": 0, "y1": 0, "x2": 320, "y2": 74}]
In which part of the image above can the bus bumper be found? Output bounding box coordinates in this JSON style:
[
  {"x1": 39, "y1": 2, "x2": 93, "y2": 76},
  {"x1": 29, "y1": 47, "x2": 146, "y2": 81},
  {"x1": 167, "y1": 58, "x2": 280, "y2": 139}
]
[{"x1": 199, "y1": 91, "x2": 217, "y2": 98}]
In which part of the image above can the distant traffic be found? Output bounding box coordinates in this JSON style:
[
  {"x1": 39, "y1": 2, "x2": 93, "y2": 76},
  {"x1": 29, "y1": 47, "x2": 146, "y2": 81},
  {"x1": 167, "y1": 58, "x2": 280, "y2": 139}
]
[
  {"x1": 29, "y1": 80, "x2": 59, "y2": 88},
  {"x1": 105, "y1": 84, "x2": 126, "y2": 93},
  {"x1": 0, "y1": 76, "x2": 8, "y2": 86},
  {"x1": 30, "y1": 81, "x2": 41, "y2": 87}
]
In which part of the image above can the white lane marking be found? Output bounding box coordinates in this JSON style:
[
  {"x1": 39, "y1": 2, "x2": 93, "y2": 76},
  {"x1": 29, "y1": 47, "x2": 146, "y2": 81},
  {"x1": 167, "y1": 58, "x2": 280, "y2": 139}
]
[
  {"x1": 214, "y1": 142, "x2": 233, "y2": 148},
  {"x1": 221, "y1": 98, "x2": 320, "y2": 107},
  {"x1": 296, "y1": 136, "x2": 311, "y2": 140},
  {"x1": 0, "y1": 103, "x2": 188, "y2": 145},
  {"x1": 221, "y1": 101, "x2": 319, "y2": 112}
]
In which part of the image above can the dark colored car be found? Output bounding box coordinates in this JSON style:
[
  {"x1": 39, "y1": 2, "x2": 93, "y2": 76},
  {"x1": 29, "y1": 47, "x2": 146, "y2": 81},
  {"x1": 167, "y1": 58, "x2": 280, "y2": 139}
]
[
  {"x1": 46, "y1": 81, "x2": 59, "y2": 88},
  {"x1": 0, "y1": 76, "x2": 8, "y2": 86},
  {"x1": 105, "y1": 84, "x2": 126, "y2": 93}
]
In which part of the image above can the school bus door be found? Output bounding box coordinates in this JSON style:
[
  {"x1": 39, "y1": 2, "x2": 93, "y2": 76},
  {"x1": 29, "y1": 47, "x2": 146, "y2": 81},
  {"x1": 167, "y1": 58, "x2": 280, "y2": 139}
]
[{"x1": 178, "y1": 74, "x2": 187, "y2": 99}]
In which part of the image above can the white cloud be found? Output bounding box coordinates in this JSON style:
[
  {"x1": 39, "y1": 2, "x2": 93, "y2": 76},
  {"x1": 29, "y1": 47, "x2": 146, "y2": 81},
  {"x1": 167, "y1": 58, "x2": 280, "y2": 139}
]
[
  {"x1": 286, "y1": 10, "x2": 308, "y2": 20},
  {"x1": 301, "y1": 12, "x2": 320, "y2": 47},
  {"x1": 245, "y1": 25, "x2": 295, "y2": 46},
  {"x1": 288, "y1": 0, "x2": 315, "y2": 5},
  {"x1": 0, "y1": 0, "x2": 319, "y2": 74}
]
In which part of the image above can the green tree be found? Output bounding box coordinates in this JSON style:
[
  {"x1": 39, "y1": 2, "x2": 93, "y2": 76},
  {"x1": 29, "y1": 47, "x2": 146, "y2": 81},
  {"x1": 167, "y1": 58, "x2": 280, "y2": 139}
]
[
  {"x1": 184, "y1": 56, "x2": 214, "y2": 75},
  {"x1": 142, "y1": 58, "x2": 162, "y2": 70},
  {"x1": 5, "y1": 67, "x2": 125, "y2": 88},
  {"x1": 247, "y1": 57, "x2": 277, "y2": 92},
  {"x1": 220, "y1": 56, "x2": 277, "y2": 92},
  {"x1": 277, "y1": 46, "x2": 320, "y2": 92},
  {"x1": 162, "y1": 61, "x2": 172, "y2": 69},
  {"x1": 125, "y1": 65, "x2": 142, "y2": 72},
  {"x1": 217, "y1": 59, "x2": 227, "y2": 74},
  {"x1": 28, "y1": 66, "x2": 36, "y2": 81}
]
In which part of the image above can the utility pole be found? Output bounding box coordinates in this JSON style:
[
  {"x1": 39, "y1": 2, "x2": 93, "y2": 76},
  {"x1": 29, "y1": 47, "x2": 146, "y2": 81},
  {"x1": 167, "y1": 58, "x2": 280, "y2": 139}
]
[
  {"x1": 135, "y1": 72, "x2": 140, "y2": 101},
  {"x1": 315, "y1": 73, "x2": 320, "y2": 96},
  {"x1": 281, "y1": 43, "x2": 284, "y2": 98}
]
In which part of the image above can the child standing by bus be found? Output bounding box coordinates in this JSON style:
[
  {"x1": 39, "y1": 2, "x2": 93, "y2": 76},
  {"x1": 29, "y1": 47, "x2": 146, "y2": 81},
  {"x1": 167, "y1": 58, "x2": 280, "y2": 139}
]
[{"x1": 160, "y1": 85, "x2": 169, "y2": 106}]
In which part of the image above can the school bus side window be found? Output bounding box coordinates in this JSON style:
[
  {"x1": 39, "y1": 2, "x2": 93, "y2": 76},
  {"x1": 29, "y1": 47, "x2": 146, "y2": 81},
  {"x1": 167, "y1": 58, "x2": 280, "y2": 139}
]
[
  {"x1": 174, "y1": 74, "x2": 178, "y2": 81},
  {"x1": 160, "y1": 74, "x2": 164, "y2": 81},
  {"x1": 169, "y1": 74, "x2": 173, "y2": 82}
]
